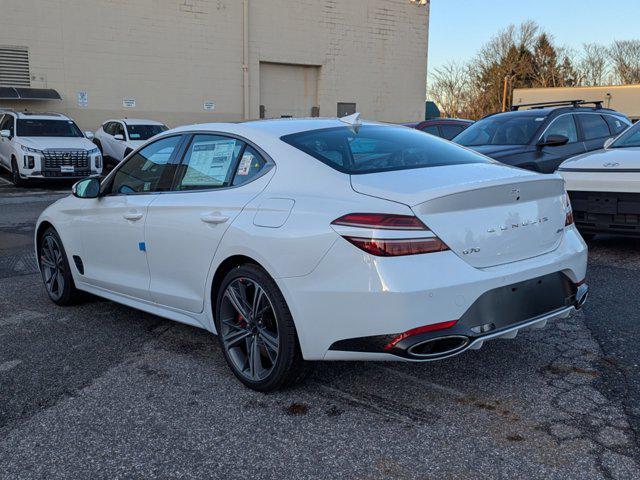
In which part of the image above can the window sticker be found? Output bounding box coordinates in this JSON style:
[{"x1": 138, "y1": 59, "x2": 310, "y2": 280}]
[
  {"x1": 181, "y1": 140, "x2": 237, "y2": 186},
  {"x1": 236, "y1": 153, "x2": 253, "y2": 176},
  {"x1": 130, "y1": 133, "x2": 141, "y2": 139}
]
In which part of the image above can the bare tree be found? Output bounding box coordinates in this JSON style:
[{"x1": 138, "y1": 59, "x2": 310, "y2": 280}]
[
  {"x1": 427, "y1": 61, "x2": 472, "y2": 118},
  {"x1": 609, "y1": 40, "x2": 640, "y2": 84},
  {"x1": 577, "y1": 43, "x2": 610, "y2": 86}
]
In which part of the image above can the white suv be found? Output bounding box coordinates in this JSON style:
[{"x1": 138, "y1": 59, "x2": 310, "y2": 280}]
[
  {"x1": 0, "y1": 110, "x2": 102, "y2": 186},
  {"x1": 93, "y1": 118, "x2": 167, "y2": 166}
]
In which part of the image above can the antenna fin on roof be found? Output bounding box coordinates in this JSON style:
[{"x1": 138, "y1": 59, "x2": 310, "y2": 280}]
[{"x1": 339, "y1": 112, "x2": 362, "y2": 133}]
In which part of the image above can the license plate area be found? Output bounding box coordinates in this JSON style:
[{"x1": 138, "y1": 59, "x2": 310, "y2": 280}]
[
  {"x1": 588, "y1": 194, "x2": 617, "y2": 214},
  {"x1": 60, "y1": 165, "x2": 75, "y2": 173}
]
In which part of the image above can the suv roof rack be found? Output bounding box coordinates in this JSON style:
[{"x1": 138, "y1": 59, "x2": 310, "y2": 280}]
[{"x1": 511, "y1": 100, "x2": 604, "y2": 111}]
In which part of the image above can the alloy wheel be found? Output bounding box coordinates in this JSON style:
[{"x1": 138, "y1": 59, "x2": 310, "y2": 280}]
[
  {"x1": 219, "y1": 277, "x2": 280, "y2": 382},
  {"x1": 40, "y1": 234, "x2": 65, "y2": 301}
]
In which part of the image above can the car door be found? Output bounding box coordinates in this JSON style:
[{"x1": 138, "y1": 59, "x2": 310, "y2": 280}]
[
  {"x1": 111, "y1": 122, "x2": 128, "y2": 162},
  {"x1": 77, "y1": 135, "x2": 184, "y2": 300},
  {"x1": 145, "y1": 133, "x2": 274, "y2": 313},
  {"x1": 0, "y1": 114, "x2": 15, "y2": 167},
  {"x1": 577, "y1": 113, "x2": 613, "y2": 153},
  {"x1": 536, "y1": 114, "x2": 586, "y2": 173}
]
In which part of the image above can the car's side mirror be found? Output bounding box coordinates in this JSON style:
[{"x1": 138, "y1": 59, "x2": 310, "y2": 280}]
[
  {"x1": 72, "y1": 177, "x2": 101, "y2": 199},
  {"x1": 0, "y1": 129, "x2": 11, "y2": 139},
  {"x1": 114, "y1": 134, "x2": 124, "y2": 141},
  {"x1": 85, "y1": 131, "x2": 94, "y2": 140},
  {"x1": 538, "y1": 134, "x2": 569, "y2": 147},
  {"x1": 604, "y1": 137, "x2": 615, "y2": 149}
]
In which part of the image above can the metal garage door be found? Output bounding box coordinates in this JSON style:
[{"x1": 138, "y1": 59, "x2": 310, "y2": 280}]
[{"x1": 259, "y1": 62, "x2": 319, "y2": 119}]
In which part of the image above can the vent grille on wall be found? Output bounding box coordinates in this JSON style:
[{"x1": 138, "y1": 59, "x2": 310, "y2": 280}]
[{"x1": 0, "y1": 46, "x2": 30, "y2": 87}]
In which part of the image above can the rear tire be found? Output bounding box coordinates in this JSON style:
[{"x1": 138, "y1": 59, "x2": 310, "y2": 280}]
[
  {"x1": 38, "y1": 227, "x2": 83, "y2": 306},
  {"x1": 214, "y1": 264, "x2": 312, "y2": 392},
  {"x1": 11, "y1": 157, "x2": 25, "y2": 187}
]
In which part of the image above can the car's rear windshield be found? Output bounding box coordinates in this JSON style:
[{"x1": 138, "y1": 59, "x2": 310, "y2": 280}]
[
  {"x1": 126, "y1": 124, "x2": 168, "y2": 141},
  {"x1": 281, "y1": 125, "x2": 490, "y2": 174},
  {"x1": 17, "y1": 119, "x2": 83, "y2": 137},
  {"x1": 610, "y1": 122, "x2": 640, "y2": 148},
  {"x1": 454, "y1": 113, "x2": 544, "y2": 146}
]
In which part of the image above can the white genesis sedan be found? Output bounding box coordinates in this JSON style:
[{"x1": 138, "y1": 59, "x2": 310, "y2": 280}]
[{"x1": 36, "y1": 116, "x2": 589, "y2": 391}]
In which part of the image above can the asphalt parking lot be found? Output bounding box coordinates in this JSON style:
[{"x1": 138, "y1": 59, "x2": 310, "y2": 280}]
[{"x1": 1, "y1": 172, "x2": 639, "y2": 480}]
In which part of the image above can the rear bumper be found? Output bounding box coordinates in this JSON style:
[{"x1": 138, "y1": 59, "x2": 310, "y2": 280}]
[{"x1": 278, "y1": 227, "x2": 588, "y2": 361}]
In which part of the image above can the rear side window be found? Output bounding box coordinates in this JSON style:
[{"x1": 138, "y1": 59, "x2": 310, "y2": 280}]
[
  {"x1": 421, "y1": 125, "x2": 440, "y2": 136},
  {"x1": 578, "y1": 114, "x2": 610, "y2": 140},
  {"x1": 281, "y1": 125, "x2": 490, "y2": 175},
  {"x1": 604, "y1": 115, "x2": 628, "y2": 135},
  {"x1": 175, "y1": 135, "x2": 244, "y2": 190},
  {"x1": 440, "y1": 124, "x2": 465, "y2": 140},
  {"x1": 232, "y1": 145, "x2": 268, "y2": 186}
]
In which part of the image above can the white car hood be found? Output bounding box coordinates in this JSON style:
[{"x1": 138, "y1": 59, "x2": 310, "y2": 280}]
[
  {"x1": 559, "y1": 147, "x2": 640, "y2": 171},
  {"x1": 18, "y1": 137, "x2": 96, "y2": 151},
  {"x1": 125, "y1": 140, "x2": 145, "y2": 150}
]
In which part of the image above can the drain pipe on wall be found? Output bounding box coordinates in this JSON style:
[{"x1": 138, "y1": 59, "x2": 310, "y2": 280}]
[{"x1": 242, "y1": 0, "x2": 250, "y2": 120}]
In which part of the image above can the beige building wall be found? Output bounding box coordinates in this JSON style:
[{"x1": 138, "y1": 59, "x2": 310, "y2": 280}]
[
  {"x1": 513, "y1": 85, "x2": 640, "y2": 121},
  {"x1": 0, "y1": 0, "x2": 429, "y2": 131}
]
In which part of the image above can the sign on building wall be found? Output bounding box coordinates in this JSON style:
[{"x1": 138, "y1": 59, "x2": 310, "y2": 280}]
[
  {"x1": 76, "y1": 91, "x2": 88, "y2": 108},
  {"x1": 123, "y1": 98, "x2": 136, "y2": 108},
  {"x1": 203, "y1": 101, "x2": 215, "y2": 111}
]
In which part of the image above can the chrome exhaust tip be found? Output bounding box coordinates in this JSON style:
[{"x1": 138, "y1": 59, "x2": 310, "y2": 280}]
[
  {"x1": 575, "y1": 284, "x2": 589, "y2": 310},
  {"x1": 407, "y1": 335, "x2": 469, "y2": 358}
]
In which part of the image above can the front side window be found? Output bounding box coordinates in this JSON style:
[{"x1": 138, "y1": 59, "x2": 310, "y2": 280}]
[
  {"x1": 282, "y1": 125, "x2": 490, "y2": 174},
  {"x1": 578, "y1": 114, "x2": 610, "y2": 140},
  {"x1": 174, "y1": 135, "x2": 244, "y2": 190},
  {"x1": 543, "y1": 115, "x2": 578, "y2": 143},
  {"x1": 0, "y1": 115, "x2": 13, "y2": 135},
  {"x1": 454, "y1": 114, "x2": 543, "y2": 146},
  {"x1": 108, "y1": 135, "x2": 181, "y2": 194},
  {"x1": 610, "y1": 122, "x2": 640, "y2": 148},
  {"x1": 16, "y1": 119, "x2": 82, "y2": 137},
  {"x1": 113, "y1": 123, "x2": 125, "y2": 138},
  {"x1": 126, "y1": 124, "x2": 168, "y2": 141}
]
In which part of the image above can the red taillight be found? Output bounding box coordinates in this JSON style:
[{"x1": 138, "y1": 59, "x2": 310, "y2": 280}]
[
  {"x1": 343, "y1": 236, "x2": 449, "y2": 256},
  {"x1": 565, "y1": 210, "x2": 574, "y2": 227},
  {"x1": 384, "y1": 320, "x2": 458, "y2": 350},
  {"x1": 332, "y1": 213, "x2": 427, "y2": 230}
]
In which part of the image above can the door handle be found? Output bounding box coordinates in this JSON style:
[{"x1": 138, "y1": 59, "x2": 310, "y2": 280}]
[
  {"x1": 200, "y1": 213, "x2": 229, "y2": 224},
  {"x1": 123, "y1": 212, "x2": 144, "y2": 221}
]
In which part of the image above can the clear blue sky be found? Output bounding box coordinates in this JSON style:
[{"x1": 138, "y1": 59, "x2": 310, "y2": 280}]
[{"x1": 428, "y1": 0, "x2": 640, "y2": 71}]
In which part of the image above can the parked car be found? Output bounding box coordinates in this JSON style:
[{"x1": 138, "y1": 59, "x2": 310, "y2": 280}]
[
  {"x1": 36, "y1": 116, "x2": 588, "y2": 391},
  {"x1": 403, "y1": 118, "x2": 473, "y2": 140},
  {"x1": 94, "y1": 118, "x2": 168, "y2": 166},
  {"x1": 453, "y1": 100, "x2": 631, "y2": 173},
  {"x1": 557, "y1": 121, "x2": 640, "y2": 238},
  {"x1": 0, "y1": 109, "x2": 102, "y2": 186}
]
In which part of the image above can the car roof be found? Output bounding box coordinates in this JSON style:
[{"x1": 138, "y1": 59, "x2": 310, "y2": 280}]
[
  {"x1": 0, "y1": 110, "x2": 71, "y2": 121},
  {"x1": 105, "y1": 118, "x2": 166, "y2": 126},
  {"x1": 484, "y1": 106, "x2": 626, "y2": 121}
]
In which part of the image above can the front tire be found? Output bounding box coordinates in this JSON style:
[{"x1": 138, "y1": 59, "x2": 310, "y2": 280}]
[
  {"x1": 11, "y1": 157, "x2": 25, "y2": 187},
  {"x1": 39, "y1": 227, "x2": 82, "y2": 306},
  {"x1": 214, "y1": 264, "x2": 311, "y2": 392}
]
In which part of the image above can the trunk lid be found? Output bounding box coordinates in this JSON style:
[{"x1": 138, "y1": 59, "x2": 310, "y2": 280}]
[{"x1": 351, "y1": 164, "x2": 566, "y2": 268}]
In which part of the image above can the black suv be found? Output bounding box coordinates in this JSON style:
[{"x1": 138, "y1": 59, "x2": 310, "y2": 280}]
[{"x1": 453, "y1": 100, "x2": 631, "y2": 173}]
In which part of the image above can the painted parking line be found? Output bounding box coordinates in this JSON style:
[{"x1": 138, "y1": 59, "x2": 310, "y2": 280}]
[
  {"x1": 0, "y1": 176, "x2": 12, "y2": 186},
  {"x1": 0, "y1": 359, "x2": 22, "y2": 372}
]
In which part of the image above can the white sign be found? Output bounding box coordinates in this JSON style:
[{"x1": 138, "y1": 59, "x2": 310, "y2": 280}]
[
  {"x1": 203, "y1": 101, "x2": 215, "y2": 111},
  {"x1": 123, "y1": 98, "x2": 136, "y2": 108},
  {"x1": 76, "y1": 91, "x2": 88, "y2": 108}
]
